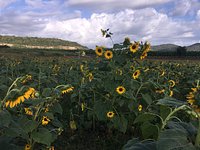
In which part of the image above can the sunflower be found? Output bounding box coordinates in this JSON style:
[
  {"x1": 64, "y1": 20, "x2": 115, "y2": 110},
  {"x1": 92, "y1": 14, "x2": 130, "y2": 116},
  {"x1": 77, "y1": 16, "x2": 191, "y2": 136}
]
[
  {"x1": 70, "y1": 120, "x2": 77, "y2": 130},
  {"x1": 24, "y1": 108, "x2": 33, "y2": 116},
  {"x1": 80, "y1": 64, "x2": 84, "y2": 72},
  {"x1": 169, "y1": 90, "x2": 173, "y2": 97},
  {"x1": 156, "y1": 89, "x2": 165, "y2": 94},
  {"x1": 138, "y1": 105, "x2": 143, "y2": 111},
  {"x1": 187, "y1": 99, "x2": 195, "y2": 105},
  {"x1": 104, "y1": 50, "x2": 113, "y2": 59},
  {"x1": 116, "y1": 86, "x2": 126, "y2": 95},
  {"x1": 191, "y1": 88, "x2": 197, "y2": 93},
  {"x1": 95, "y1": 46, "x2": 103, "y2": 56},
  {"x1": 130, "y1": 43, "x2": 139, "y2": 53},
  {"x1": 132, "y1": 70, "x2": 140, "y2": 79},
  {"x1": 81, "y1": 103, "x2": 86, "y2": 111},
  {"x1": 144, "y1": 42, "x2": 151, "y2": 52},
  {"x1": 107, "y1": 111, "x2": 115, "y2": 118},
  {"x1": 42, "y1": 116, "x2": 50, "y2": 125},
  {"x1": 25, "y1": 144, "x2": 31, "y2": 150},
  {"x1": 62, "y1": 87, "x2": 74, "y2": 94},
  {"x1": 140, "y1": 51, "x2": 147, "y2": 60},
  {"x1": 24, "y1": 88, "x2": 36, "y2": 99},
  {"x1": 87, "y1": 72, "x2": 94, "y2": 82},
  {"x1": 160, "y1": 70, "x2": 165, "y2": 76},
  {"x1": 168, "y1": 80, "x2": 175, "y2": 87},
  {"x1": 5, "y1": 90, "x2": 32, "y2": 108}
]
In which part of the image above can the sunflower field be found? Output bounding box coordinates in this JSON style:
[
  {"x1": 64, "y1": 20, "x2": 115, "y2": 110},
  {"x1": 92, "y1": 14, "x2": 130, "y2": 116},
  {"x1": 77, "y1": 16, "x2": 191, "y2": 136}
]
[{"x1": 0, "y1": 36, "x2": 200, "y2": 150}]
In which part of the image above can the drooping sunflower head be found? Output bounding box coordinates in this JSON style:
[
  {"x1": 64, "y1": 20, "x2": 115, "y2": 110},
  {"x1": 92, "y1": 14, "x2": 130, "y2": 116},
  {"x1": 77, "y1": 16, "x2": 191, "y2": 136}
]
[
  {"x1": 107, "y1": 111, "x2": 115, "y2": 118},
  {"x1": 116, "y1": 86, "x2": 126, "y2": 94},
  {"x1": 130, "y1": 42, "x2": 139, "y2": 53},
  {"x1": 62, "y1": 86, "x2": 74, "y2": 94},
  {"x1": 42, "y1": 116, "x2": 50, "y2": 125},
  {"x1": 95, "y1": 46, "x2": 103, "y2": 56},
  {"x1": 132, "y1": 70, "x2": 140, "y2": 79},
  {"x1": 168, "y1": 80, "x2": 175, "y2": 88},
  {"x1": 140, "y1": 51, "x2": 147, "y2": 60},
  {"x1": 104, "y1": 50, "x2": 113, "y2": 60}
]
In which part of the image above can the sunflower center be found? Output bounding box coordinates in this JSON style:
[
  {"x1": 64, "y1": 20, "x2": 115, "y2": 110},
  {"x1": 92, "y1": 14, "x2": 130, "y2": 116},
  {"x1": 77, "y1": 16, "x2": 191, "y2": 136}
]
[
  {"x1": 132, "y1": 45, "x2": 136, "y2": 49},
  {"x1": 109, "y1": 112, "x2": 112, "y2": 115},
  {"x1": 107, "y1": 53, "x2": 111, "y2": 56},
  {"x1": 134, "y1": 72, "x2": 138, "y2": 76},
  {"x1": 44, "y1": 118, "x2": 48, "y2": 121},
  {"x1": 98, "y1": 49, "x2": 102, "y2": 53},
  {"x1": 119, "y1": 88, "x2": 123, "y2": 91}
]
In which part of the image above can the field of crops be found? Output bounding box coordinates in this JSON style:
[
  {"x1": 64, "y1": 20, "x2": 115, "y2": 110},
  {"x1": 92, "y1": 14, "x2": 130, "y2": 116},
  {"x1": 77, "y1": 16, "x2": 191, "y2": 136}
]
[{"x1": 0, "y1": 39, "x2": 200, "y2": 150}]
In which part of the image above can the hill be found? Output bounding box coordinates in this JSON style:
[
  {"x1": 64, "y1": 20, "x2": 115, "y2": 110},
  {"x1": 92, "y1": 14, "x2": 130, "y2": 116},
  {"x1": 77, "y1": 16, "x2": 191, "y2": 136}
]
[
  {"x1": 152, "y1": 43, "x2": 200, "y2": 52},
  {"x1": 151, "y1": 44, "x2": 179, "y2": 52},
  {"x1": 0, "y1": 35, "x2": 88, "y2": 50},
  {"x1": 187, "y1": 43, "x2": 200, "y2": 51}
]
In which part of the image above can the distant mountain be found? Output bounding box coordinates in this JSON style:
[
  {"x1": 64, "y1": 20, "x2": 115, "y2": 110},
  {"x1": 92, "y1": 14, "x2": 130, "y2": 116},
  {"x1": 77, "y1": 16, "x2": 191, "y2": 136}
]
[
  {"x1": 151, "y1": 44, "x2": 179, "y2": 52},
  {"x1": 187, "y1": 43, "x2": 200, "y2": 51},
  {"x1": 151, "y1": 43, "x2": 200, "y2": 52},
  {"x1": 0, "y1": 35, "x2": 88, "y2": 50}
]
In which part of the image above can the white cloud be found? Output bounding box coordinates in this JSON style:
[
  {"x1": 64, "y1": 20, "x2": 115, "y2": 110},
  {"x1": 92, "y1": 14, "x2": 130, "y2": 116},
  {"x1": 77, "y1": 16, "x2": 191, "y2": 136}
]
[
  {"x1": 36, "y1": 8, "x2": 199, "y2": 48},
  {"x1": 66, "y1": 0, "x2": 173, "y2": 11},
  {"x1": 0, "y1": 0, "x2": 16, "y2": 8},
  {"x1": 170, "y1": 0, "x2": 191, "y2": 16}
]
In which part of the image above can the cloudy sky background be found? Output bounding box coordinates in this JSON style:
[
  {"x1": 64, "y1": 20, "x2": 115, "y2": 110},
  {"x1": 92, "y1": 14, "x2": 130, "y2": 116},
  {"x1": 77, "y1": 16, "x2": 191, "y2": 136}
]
[{"x1": 0, "y1": 0, "x2": 200, "y2": 48}]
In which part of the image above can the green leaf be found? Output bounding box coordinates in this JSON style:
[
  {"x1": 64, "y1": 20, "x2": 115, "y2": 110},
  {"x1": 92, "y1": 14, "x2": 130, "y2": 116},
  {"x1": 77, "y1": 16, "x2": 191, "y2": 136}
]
[
  {"x1": 23, "y1": 120, "x2": 38, "y2": 133},
  {"x1": 0, "y1": 137, "x2": 18, "y2": 150},
  {"x1": 123, "y1": 138, "x2": 156, "y2": 150},
  {"x1": 142, "y1": 93, "x2": 152, "y2": 105},
  {"x1": 157, "y1": 128, "x2": 195, "y2": 150},
  {"x1": 112, "y1": 115, "x2": 128, "y2": 133},
  {"x1": 0, "y1": 110, "x2": 11, "y2": 127},
  {"x1": 31, "y1": 128, "x2": 54, "y2": 146},
  {"x1": 50, "y1": 103, "x2": 63, "y2": 114},
  {"x1": 94, "y1": 100, "x2": 109, "y2": 121},
  {"x1": 42, "y1": 88, "x2": 52, "y2": 97},
  {"x1": 134, "y1": 113, "x2": 160, "y2": 124},
  {"x1": 159, "y1": 105, "x2": 171, "y2": 120},
  {"x1": 141, "y1": 122, "x2": 159, "y2": 140},
  {"x1": 157, "y1": 97, "x2": 186, "y2": 107}
]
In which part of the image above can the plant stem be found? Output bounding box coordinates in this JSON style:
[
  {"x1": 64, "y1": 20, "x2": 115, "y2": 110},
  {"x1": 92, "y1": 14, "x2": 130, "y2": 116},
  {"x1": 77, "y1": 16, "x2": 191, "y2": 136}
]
[
  {"x1": 195, "y1": 110, "x2": 200, "y2": 147},
  {"x1": 161, "y1": 105, "x2": 187, "y2": 129}
]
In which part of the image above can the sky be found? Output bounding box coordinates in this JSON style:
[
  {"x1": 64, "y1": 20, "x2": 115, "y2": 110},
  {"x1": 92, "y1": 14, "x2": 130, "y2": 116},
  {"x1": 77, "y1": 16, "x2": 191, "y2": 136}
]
[{"x1": 0, "y1": 0, "x2": 200, "y2": 48}]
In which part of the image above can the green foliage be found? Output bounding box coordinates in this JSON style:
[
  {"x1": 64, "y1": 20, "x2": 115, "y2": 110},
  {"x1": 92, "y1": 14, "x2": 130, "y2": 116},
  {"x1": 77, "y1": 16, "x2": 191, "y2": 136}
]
[{"x1": 0, "y1": 34, "x2": 200, "y2": 149}]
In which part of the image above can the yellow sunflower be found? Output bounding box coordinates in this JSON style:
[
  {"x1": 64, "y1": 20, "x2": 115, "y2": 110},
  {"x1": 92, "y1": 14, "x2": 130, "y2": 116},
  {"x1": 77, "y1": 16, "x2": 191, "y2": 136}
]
[
  {"x1": 25, "y1": 144, "x2": 31, "y2": 150},
  {"x1": 169, "y1": 90, "x2": 173, "y2": 97},
  {"x1": 95, "y1": 46, "x2": 103, "y2": 56},
  {"x1": 132, "y1": 70, "x2": 140, "y2": 79},
  {"x1": 104, "y1": 50, "x2": 113, "y2": 59},
  {"x1": 42, "y1": 116, "x2": 50, "y2": 125},
  {"x1": 116, "y1": 86, "x2": 126, "y2": 94},
  {"x1": 130, "y1": 42, "x2": 139, "y2": 53},
  {"x1": 70, "y1": 120, "x2": 77, "y2": 130},
  {"x1": 138, "y1": 105, "x2": 143, "y2": 111},
  {"x1": 168, "y1": 80, "x2": 175, "y2": 88},
  {"x1": 191, "y1": 88, "x2": 197, "y2": 93},
  {"x1": 144, "y1": 42, "x2": 151, "y2": 52},
  {"x1": 107, "y1": 111, "x2": 115, "y2": 118},
  {"x1": 160, "y1": 70, "x2": 165, "y2": 76},
  {"x1": 156, "y1": 89, "x2": 165, "y2": 94},
  {"x1": 140, "y1": 51, "x2": 147, "y2": 60},
  {"x1": 62, "y1": 87, "x2": 74, "y2": 94},
  {"x1": 187, "y1": 99, "x2": 195, "y2": 105},
  {"x1": 24, "y1": 108, "x2": 33, "y2": 116}
]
